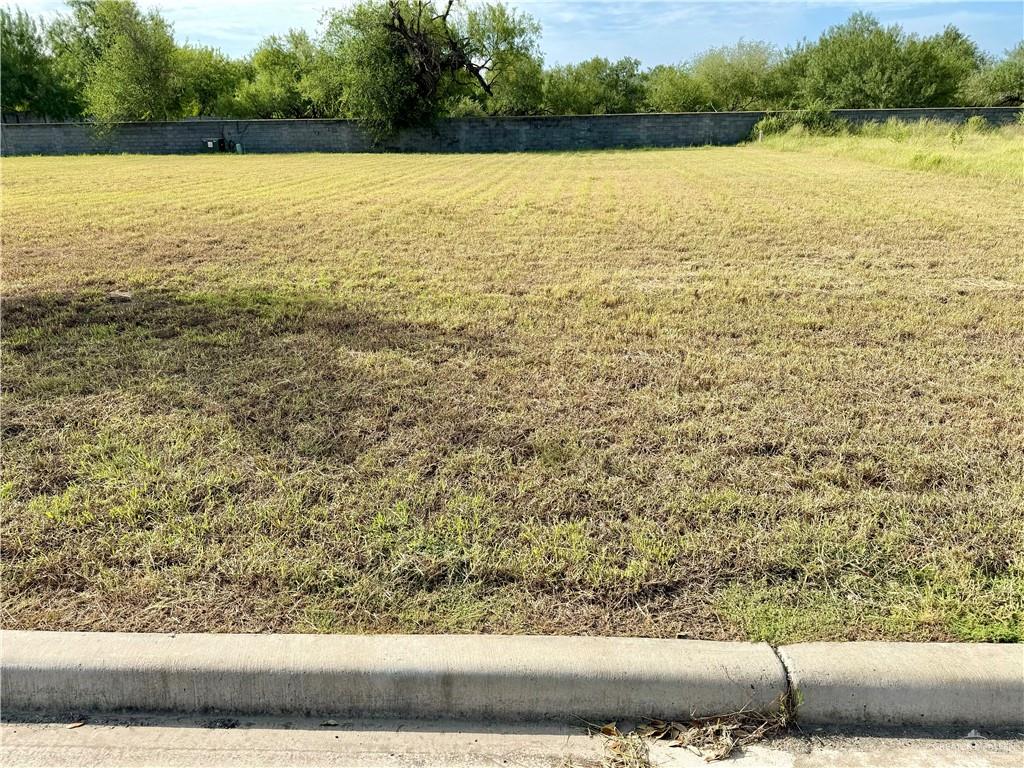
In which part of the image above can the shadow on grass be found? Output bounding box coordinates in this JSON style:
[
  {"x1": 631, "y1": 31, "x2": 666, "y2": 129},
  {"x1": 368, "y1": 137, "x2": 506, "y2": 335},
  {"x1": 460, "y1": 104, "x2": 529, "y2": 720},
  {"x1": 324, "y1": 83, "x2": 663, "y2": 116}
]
[{"x1": 2, "y1": 286, "x2": 500, "y2": 465}]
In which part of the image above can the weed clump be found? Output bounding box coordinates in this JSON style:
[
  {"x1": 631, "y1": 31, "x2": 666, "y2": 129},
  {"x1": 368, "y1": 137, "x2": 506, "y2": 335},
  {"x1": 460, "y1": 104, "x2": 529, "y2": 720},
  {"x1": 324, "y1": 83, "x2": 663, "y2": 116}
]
[
  {"x1": 752, "y1": 102, "x2": 848, "y2": 139},
  {"x1": 755, "y1": 111, "x2": 1000, "y2": 144}
]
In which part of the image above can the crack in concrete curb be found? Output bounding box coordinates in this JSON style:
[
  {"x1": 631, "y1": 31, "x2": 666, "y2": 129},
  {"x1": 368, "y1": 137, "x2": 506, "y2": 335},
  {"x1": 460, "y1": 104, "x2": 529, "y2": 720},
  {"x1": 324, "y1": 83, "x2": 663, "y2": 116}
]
[{"x1": 768, "y1": 643, "x2": 798, "y2": 722}]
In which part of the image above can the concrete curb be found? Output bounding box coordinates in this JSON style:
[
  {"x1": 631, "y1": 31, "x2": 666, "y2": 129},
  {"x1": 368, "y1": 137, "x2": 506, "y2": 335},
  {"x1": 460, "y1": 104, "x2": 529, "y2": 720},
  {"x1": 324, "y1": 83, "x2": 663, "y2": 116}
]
[
  {"x1": 2, "y1": 632, "x2": 1021, "y2": 727},
  {"x1": 778, "y1": 642, "x2": 1024, "y2": 727},
  {"x1": 0, "y1": 631, "x2": 785, "y2": 722}
]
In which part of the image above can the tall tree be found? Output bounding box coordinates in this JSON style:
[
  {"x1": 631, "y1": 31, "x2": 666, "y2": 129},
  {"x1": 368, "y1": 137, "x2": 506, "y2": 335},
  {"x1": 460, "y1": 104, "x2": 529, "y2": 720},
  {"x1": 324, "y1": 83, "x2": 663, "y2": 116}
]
[
  {"x1": 299, "y1": 46, "x2": 348, "y2": 118},
  {"x1": 319, "y1": 1, "x2": 418, "y2": 136},
  {"x1": 931, "y1": 25, "x2": 984, "y2": 100},
  {"x1": 47, "y1": 0, "x2": 130, "y2": 110},
  {"x1": 768, "y1": 43, "x2": 814, "y2": 110},
  {"x1": 232, "y1": 31, "x2": 319, "y2": 118},
  {"x1": 47, "y1": 0, "x2": 180, "y2": 122},
  {"x1": 801, "y1": 12, "x2": 982, "y2": 108},
  {"x1": 320, "y1": 0, "x2": 541, "y2": 137},
  {"x1": 82, "y1": 7, "x2": 179, "y2": 121},
  {"x1": 1, "y1": 8, "x2": 77, "y2": 118},
  {"x1": 463, "y1": 2, "x2": 542, "y2": 115}
]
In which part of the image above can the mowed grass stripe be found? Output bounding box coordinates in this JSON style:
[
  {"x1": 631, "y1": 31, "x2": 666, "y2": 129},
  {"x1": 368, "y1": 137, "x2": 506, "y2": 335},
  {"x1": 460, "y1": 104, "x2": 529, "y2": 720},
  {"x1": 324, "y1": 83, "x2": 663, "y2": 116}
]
[{"x1": 1, "y1": 128, "x2": 1022, "y2": 640}]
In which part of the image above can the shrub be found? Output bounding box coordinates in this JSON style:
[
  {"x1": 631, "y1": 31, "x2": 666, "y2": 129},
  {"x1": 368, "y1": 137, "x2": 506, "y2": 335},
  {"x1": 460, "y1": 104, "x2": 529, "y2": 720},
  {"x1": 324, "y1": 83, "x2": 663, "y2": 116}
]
[
  {"x1": 751, "y1": 114, "x2": 790, "y2": 137},
  {"x1": 447, "y1": 96, "x2": 488, "y2": 118},
  {"x1": 644, "y1": 64, "x2": 708, "y2": 113},
  {"x1": 542, "y1": 57, "x2": 647, "y2": 115},
  {"x1": 946, "y1": 115, "x2": 989, "y2": 147},
  {"x1": 751, "y1": 102, "x2": 847, "y2": 139}
]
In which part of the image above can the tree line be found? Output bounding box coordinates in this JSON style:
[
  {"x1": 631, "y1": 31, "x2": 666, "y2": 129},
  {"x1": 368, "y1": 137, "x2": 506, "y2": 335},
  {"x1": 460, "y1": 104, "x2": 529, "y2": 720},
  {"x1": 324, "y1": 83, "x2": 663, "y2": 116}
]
[{"x1": 3, "y1": 0, "x2": 1022, "y2": 138}]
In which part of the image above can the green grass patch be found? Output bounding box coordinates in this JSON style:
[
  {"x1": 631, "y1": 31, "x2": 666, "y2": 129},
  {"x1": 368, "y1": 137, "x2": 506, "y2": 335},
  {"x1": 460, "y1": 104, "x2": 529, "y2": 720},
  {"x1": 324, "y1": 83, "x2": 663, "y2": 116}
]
[{"x1": 755, "y1": 118, "x2": 1024, "y2": 184}]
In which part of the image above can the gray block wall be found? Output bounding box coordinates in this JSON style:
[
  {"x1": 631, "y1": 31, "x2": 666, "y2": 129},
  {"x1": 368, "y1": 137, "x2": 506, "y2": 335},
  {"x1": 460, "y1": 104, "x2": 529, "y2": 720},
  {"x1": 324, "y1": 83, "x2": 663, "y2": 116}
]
[
  {"x1": 1, "y1": 108, "x2": 1019, "y2": 156},
  {"x1": 832, "y1": 107, "x2": 1021, "y2": 126}
]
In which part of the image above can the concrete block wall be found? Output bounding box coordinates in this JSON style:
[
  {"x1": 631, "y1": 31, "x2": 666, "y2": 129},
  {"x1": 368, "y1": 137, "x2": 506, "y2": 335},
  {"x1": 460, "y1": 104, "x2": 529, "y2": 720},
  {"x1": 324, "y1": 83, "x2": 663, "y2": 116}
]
[
  {"x1": 833, "y1": 107, "x2": 1021, "y2": 126},
  {"x1": 1, "y1": 107, "x2": 1019, "y2": 156}
]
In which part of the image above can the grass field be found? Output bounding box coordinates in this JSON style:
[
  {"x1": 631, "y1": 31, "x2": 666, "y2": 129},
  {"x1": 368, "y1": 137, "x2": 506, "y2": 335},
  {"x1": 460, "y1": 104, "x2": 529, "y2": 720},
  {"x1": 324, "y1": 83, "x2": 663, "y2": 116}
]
[{"x1": 2, "y1": 124, "x2": 1022, "y2": 642}]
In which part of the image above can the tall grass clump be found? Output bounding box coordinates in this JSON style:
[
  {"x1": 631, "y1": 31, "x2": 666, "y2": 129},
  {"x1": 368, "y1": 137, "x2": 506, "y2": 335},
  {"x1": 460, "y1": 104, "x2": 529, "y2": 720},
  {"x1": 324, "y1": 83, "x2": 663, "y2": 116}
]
[
  {"x1": 753, "y1": 113, "x2": 1024, "y2": 184},
  {"x1": 752, "y1": 102, "x2": 848, "y2": 139}
]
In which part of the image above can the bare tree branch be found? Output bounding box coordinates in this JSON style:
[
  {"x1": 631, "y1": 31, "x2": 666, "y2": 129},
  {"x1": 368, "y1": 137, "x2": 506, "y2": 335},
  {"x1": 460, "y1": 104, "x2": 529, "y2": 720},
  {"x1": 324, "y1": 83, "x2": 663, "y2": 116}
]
[{"x1": 385, "y1": 0, "x2": 493, "y2": 97}]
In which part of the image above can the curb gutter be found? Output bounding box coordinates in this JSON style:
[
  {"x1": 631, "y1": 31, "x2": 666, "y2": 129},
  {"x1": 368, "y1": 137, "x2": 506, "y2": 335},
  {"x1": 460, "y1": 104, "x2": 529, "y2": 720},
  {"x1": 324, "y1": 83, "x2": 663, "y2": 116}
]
[
  {"x1": 0, "y1": 631, "x2": 785, "y2": 722},
  {"x1": 779, "y1": 641, "x2": 1024, "y2": 727},
  {"x1": 1, "y1": 631, "x2": 1021, "y2": 727}
]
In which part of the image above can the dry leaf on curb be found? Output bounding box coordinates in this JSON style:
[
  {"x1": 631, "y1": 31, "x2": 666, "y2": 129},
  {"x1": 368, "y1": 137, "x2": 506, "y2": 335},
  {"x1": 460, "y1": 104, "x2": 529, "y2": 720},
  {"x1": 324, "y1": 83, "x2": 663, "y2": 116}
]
[
  {"x1": 603, "y1": 732, "x2": 650, "y2": 768},
  {"x1": 633, "y1": 702, "x2": 789, "y2": 763},
  {"x1": 634, "y1": 720, "x2": 671, "y2": 739}
]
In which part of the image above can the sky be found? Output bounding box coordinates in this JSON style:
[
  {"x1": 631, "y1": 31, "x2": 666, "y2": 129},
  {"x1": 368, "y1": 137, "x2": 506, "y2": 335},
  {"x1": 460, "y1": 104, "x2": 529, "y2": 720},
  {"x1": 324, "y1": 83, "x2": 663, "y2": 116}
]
[{"x1": 14, "y1": 0, "x2": 1024, "y2": 65}]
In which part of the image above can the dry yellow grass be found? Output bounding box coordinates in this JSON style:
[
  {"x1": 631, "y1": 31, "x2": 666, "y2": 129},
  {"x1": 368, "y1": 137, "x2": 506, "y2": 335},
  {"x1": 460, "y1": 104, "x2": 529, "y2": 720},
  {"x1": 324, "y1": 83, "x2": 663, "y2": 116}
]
[{"x1": 2, "y1": 131, "x2": 1022, "y2": 641}]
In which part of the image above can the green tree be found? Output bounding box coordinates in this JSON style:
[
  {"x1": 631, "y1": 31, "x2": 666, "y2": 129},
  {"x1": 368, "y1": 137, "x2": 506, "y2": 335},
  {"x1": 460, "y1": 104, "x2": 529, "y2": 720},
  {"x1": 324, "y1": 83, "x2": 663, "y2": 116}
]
[
  {"x1": 176, "y1": 45, "x2": 246, "y2": 117},
  {"x1": 320, "y1": 0, "x2": 541, "y2": 137},
  {"x1": 46, "y1": 0, "x2": 183, "y2": 122},
  {"x1": 464, "y1": 2, "x2": 543, "y2": 114},
  {"x1": 232, "y1": 31, "x2": 319, "y2": 118},
  {"x1": 643, "y1": 64, "x2": 707, "y2": 113},
  {"x1": 318, "y1": 1, "x2": 416, "y2": 134},
  {"x1": 476, "y1": 51, "x2": 542, "y2": 114},
  {"x1": 689, "y1": 41, "x2": 781, "y2": 111},
  {"x1": 542, "y1": 57, "x2": 646, "y2": 114},
  {"x1": 930, "y1": 25, "x2": 984, "y2": 102},
  {"x1": 765, "y1": 42, "x2": 813, "y2": 109},
  {"x1": 47, "y1": 0, "x2": 133, "y2": 112},
  {"x1": 1, "y1": 7, "x2": 77, "y2": 118},
  {"x1": 82, "y1": 5, "x2": 179, "y2": 121},
  {"x1": 963, "y1": 42, "x2": 1024, "y2": 106},
  {"x1": 299, "y1": 46, "x2": 347, "y2": 117},
  {"x1": 802, "y1": 12, "x2": 982, "y2": 108}
]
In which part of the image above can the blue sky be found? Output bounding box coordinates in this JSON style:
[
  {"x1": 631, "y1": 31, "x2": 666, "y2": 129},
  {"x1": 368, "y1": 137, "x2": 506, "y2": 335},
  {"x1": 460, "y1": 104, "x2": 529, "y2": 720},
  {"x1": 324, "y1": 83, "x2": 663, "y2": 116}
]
[{"x1": 15, "y1": 0, "x2": 1024, "y2": 64}]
